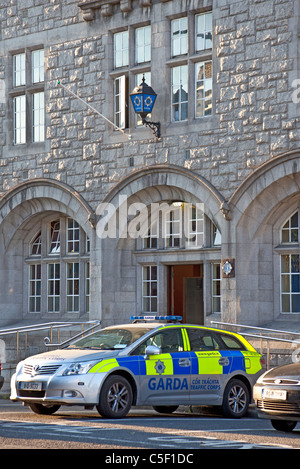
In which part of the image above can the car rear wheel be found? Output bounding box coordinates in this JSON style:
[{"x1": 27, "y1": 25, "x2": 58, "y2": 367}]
[
  {"x1": 153, "y1": 406, "x2": 179, "y2": 414},
  {"x1": 271, "y1": 419, "x2": 297, "y2": 432},
  {"x1": 28, "y1": 403, "x2": 61, "y2": 415},
  {"x1": 222, "y1": 379, "x2": 250, "y2": 418},
  {"x1": 96, "y1": 375, "x2": 133, "y2": 419}
]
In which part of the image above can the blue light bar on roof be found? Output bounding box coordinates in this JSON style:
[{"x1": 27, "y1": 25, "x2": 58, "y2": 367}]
[{"x1": 130, "y1": 315, "x2": 182, "y2": 322}]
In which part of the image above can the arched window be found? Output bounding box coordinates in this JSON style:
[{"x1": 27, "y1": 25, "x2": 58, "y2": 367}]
[
  {"x1": 141, "y1": 202, "x2": 221, "y2": 250},
  {"x1": 27, "y1": 216, "x2": 90, "y2": 315},
  {"x1": 280, "y1": 211, "x2": 300, "y2": 313}
]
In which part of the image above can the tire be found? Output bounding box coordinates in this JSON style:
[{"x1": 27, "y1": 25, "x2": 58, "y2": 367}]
[
  {"x1": 28, "y1": 403, "x2": 61, "y2": 415},
  {"x1": 222, "y1": 379, "x2": 250, "y2": 418},
  {"x1": 153, "y1": 406, "x2": 179, "y2": 414},
  {"x1": 271, "y1": 419, "x2": 297, "y2": 432},
  {"x1": 96, "y1": 375, "x2": 133, "y2": 419}
]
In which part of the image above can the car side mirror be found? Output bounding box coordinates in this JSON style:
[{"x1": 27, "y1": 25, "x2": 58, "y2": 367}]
[{"x1": 144, "y1": 345, "x2": 161, "y2": 359}]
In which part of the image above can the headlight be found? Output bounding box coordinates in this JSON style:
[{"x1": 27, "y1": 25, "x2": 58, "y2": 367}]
[
  {"x1": 256, "y1": 369, "x2": 273, "y2": 384},
  {"x1": 63, "y1": 361, "x2": 98, "y2": 376}
]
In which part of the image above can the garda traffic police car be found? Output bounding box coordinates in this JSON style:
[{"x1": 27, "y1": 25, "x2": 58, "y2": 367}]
[{"x1": 10, "y1": 316, "x2": 264, "y2": 418}]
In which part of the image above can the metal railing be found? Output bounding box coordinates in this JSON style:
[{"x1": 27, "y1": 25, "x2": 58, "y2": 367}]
[
  {"x1": 211, "y1": 320, "x2": 300, "y2": 369},
  {"x1": 0, "y1": 320, "x2": 101, "y2": 362}
]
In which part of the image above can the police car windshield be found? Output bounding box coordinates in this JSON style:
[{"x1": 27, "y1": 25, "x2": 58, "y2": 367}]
[{"x1": 67, "y1": 327, "x2": 152, "y2": 350}]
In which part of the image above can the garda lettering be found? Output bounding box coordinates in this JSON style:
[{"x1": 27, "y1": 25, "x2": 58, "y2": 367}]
[{"x1": 148, "y1": 377, "x2": 188, "y2": 391}]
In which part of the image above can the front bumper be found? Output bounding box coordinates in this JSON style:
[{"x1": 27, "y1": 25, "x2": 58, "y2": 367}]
[
  {"x1": 10, "y1": 371, "x2": 107, "y2": 407},
  {"x1": 253, "y1": 384, "x2": 300, "y2": 421}
]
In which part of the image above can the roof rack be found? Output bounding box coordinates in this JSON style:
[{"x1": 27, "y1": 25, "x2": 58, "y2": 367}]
[{"x1": 130, "y1": 315, "x2": 182, "y2": 323}]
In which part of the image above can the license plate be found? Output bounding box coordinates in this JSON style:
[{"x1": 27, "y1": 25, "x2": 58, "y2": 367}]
[
  {"x1": 262, "y1": 388, "x2": 287, "y2": 400},
  {"x1": 19, "y1": 382, "x2": 42, "y2": 391}
]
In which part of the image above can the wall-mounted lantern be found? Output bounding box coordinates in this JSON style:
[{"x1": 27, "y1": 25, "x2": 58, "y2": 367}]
[{"x1": 130, "y1": 76, "x2": 161, "y2": 138}]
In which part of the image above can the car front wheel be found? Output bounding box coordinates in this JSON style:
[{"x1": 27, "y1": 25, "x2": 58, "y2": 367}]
[
  {"x1": 271, "y1": 419, "x2": 297, "y2": 432},
  {"x1": 222, "y1": 379, "x2": 250, "y2": 418},
  {"x1": 96, "y1": 375, "x2": 133, "y2": 419}
]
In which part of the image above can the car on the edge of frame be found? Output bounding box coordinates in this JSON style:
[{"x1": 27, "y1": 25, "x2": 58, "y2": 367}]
[
  {"x1": 10, "y1": 316, "x2": 264, "y2": 419},
  {"x1": 253, "y1": 363, "x2": 300, "y2": 432}
]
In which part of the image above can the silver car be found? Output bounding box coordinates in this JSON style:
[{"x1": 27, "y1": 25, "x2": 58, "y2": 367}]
[{"x1": 11, "y1": 316, "x2": 264, "y2": 418}]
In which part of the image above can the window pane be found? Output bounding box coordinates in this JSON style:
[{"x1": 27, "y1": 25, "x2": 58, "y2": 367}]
[
  {"x1": 114, "y1": 31, "x2": 128, "y2": 68},
  {"x1": 14, "y1": 95, "x2": 26, "y2": 144},
  {"x1": 196, "y1": 12, "x2": 212, "y2": 51},
  {"x1": 142, "y1": 265, "x2": 157, "y2": 313},
  {"x1": 33, "y1": 92, "x2": 45, "y2": 142},
  {"x1": 13, "y1": 53, "x2": 25, "y2": 87},
  {"x1": 67, "y1": 218, "x2": 80, "y2": 253},
  {"x1": 48, "y1": 263, "x2": 60, "y2": 312},
  {"x1": 281, "y1": 211, "x2": 299, "y2": 243},
  {"x1": 114, "y1": 75, "x2": 127, "y2": 129},
  {"x1": 281, "y1": 254, "x2": 300, "y2": 313},
  {"x1": 172, "y1": 65, "x2": 188, "y2": 122},
  {"x1": 50, "y1": 220, "x2": 60, "y2": 254},
  {"x1": 171, "y1": 17, "x2": 188, "y2": 56},
  {"x1": 136, "y1": 25, "x2": 151, "y2": 64},
  {"x1": 29, "y1": 264, "x2": 41, "y2": 313},
  {"x1": 32, "y1": 49, "x2": 44, "y2": 83},
  {"x1": 195, "y1": 61, "x2": 213, "y2": 118}
]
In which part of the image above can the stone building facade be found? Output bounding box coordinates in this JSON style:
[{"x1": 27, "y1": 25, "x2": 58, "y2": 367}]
[{"x1": 0, "y1": 0, "x2": 299, "y2": 336}]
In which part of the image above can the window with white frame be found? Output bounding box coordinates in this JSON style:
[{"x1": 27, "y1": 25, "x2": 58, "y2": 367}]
[
  {"x1": 280, "y1": 211, "x2": 300, "y2": 313},
  {"x1": 29, "y1": 264, "x2": 41, "y2": 313},
  {"x1": 142, "y1": 265, "x2": 158, "y2": 313},
  {"x1": 114, "y1": 30, "x2": 129, "y2": 68},
  {"x1": 114, "y1": 75, "x2": 128, "y2": 129},
  {"x1": 281, "y1": 211, "x2": 299, "y2": 243},
  {"x1": 169, "y1": 10, "x2": 213, "y2": 122},
  {"x1": 112, "y1": 26, "x2": 151, "y2": 130},
  {"x1": 26, "y1": 216, "x2": 90, "y2": 315},
  {"x1": 11, "y1": 48, "x2": 45, "y2": 145},
  {"x1": 171, "y1": 17, "x2": 188, "y2": 56},
  {"x1": 195, "y1": 12, "x2": 212, "y2": 51},
  {"x1": 85, "y1": 262, "x2": 90, "y2": 313},
  {"x1": 172, "y1": 65, "x2": 188, "y2": 122},
  {"x1": 66, "y1": 262, "x2": 80, "y2": 312},
  {"x1": 195, "y1": 61, "x2": 212, "y2": 117},
  {"x1": 32, "y1": 49, "x2": 44, "y2": 83},
  {"x1": 186, "y1": 204, "x2": 204, "y2": 247},
  {"x1": 13, "y1": 53, "x2": 26, "y2": 86},
  {"x1": 13, "y1": 95, "x2": 26, "y2": 144},
  {"x1": 165, "y1": 206, "x2": 182, "y2": 248},
  {"x1": 67, "y1": 218, "x2": 80, "y2": 253},
  {"x1": 48, "y1": 263, "x2": 60, "y2": 313},
  {"x1": 136, "y1": 26, "x2": 151, "y2": 64},
  {"x1": 32, "y1": 91, "x2": 45, "y2": 142},
  {"x1": 212, "y1": 263, "x2": 221, "y2": 313},
  {"x1": 140, "y1": 202, "x2": 220, "y2": 250}
]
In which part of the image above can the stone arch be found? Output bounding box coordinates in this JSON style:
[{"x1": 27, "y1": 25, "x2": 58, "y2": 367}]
[
  {"x1": 225, "y1": 150, "x2": 300, "y2": 325},
  {"x1": 100, "y1": 163, "x2": 227, "y2": 226},
  {"x1": 0, "y1": 179, "x2": 95, "y2": 326},
  {"x1": 0, "y1": 178, "x2": 95, "y2": 251},
  {"x1": 229, "y1": 149, "x2": 300, "y2": 241},
  {"x1": 98, "y1": 164, "x2": 226, "y2": 326}
]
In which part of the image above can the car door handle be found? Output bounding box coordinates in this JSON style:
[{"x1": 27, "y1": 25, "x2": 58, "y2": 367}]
[
  {"x1": 219, "y1": 357, "x2": 230, "y2": 366},
  {"x1": 179, "y1": 358, "x2": 191, "y2": 367}
]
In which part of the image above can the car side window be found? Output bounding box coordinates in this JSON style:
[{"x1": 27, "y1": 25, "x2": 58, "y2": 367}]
[
  {"x1": 186, "y1": 328, "x2": 219, "y2": 351},
  {"x1": 131, "y1": 328, "x2": 184, "y2": 355},
  {"x1": 218, "y1": 333, "x2": 246, "y2": 350}
]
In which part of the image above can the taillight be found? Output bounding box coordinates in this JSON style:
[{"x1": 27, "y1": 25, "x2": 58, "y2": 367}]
[{"x1": 260, "y1": 357, "x2": 266, "y2": 366}]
